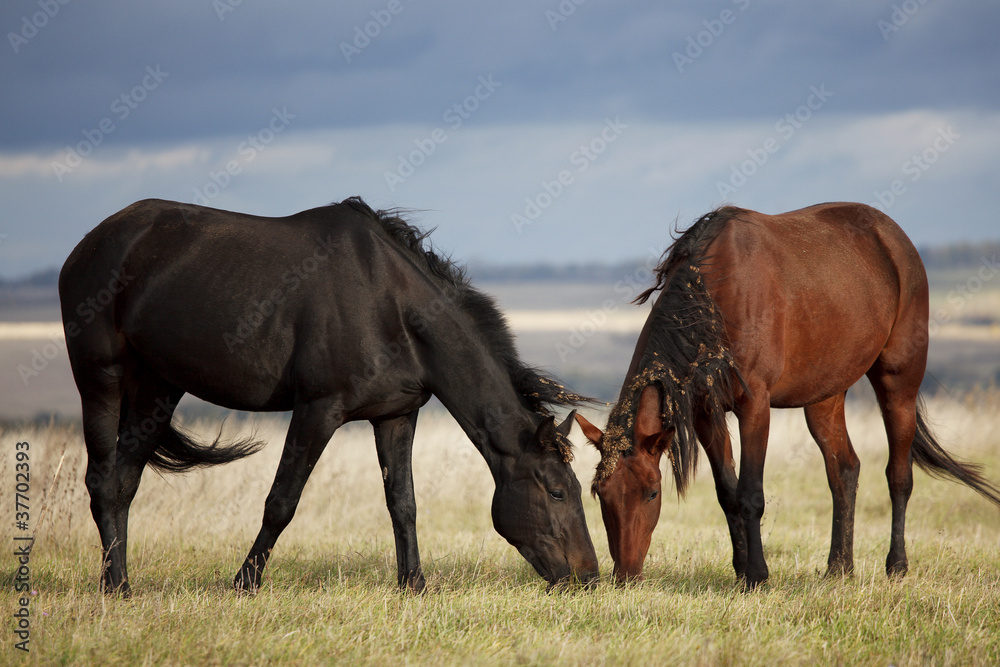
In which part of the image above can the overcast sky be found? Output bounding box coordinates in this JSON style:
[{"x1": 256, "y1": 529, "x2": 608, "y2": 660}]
[{"x1": 1, "y1": 0, "x2": 997, "y2": 278}]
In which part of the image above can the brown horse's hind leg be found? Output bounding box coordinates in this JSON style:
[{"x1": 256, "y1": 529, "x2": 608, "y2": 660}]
[
  {"x1": 695, "y1": 411, "x2": 747, "y2": 579},
  {"x1": 235, "y1": 397, "x2": 342, "y2": 593},
  {"x1": 867, "y1": 316, "x2": 926, "y2": 578},
  {"x1": 734, "y1": 391, "x2": 772, "y2": 589},
  {"x1": 804, "y1": 393, "x2": 860, "y2": 577},
  {"x1": 867, "y1": 361, "x2": 921, "y2": 578}
]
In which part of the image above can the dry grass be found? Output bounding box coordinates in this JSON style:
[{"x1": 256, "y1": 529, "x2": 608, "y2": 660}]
[{"x1": 3, "y1": 390, "x2": 1000, "y2": 665}]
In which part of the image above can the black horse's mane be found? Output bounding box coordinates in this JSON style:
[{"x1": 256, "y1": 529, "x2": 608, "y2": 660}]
[
  {"x1": 595, "y1": 207, "x2": 748, "y2": 495},
  {"x1": 340, "y1": 196, "x2": 592, "y2": 416}
]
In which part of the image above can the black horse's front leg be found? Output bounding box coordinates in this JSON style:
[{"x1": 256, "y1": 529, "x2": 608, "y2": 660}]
[
  {"x1": 372, "y1": 411, "x2": 425, "y2": 592},
  {"x1": 235, "y1": 399, "x2": 342, "y2": 593}
]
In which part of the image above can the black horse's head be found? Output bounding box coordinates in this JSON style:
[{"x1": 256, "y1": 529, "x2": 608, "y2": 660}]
[{"x1": 490, "y1": 410, "x2": 599, "y2": 588}]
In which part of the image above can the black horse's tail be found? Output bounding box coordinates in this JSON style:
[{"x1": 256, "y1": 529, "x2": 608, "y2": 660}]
[
  {"x1": 146, "y1": 424, "x2": 264, "y2": 473},
  {"x1": 911, "y1": 397, "x2": 1000, "y2": 507}
]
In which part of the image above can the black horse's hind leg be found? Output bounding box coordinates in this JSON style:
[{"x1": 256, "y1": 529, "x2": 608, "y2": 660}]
[
  {"x1": 235, "y1": 398, "x2": 342, "y2": 593},
  {"x1": 81, "y1": 386, "x2": 126, "y2": 595},
  {"x1": 68, "y1": 325, "x2": 129, "y2": 595},
  {"x1": 372, "y1": 411, "x2": 425, "y2": 592},
  {"x1": 694, "y1": 411, "x2": 747, "y2": 579},
  {"x1": 804, "y1": 393, "x2": 861, "y2": 577},
  {"x1": 112, "y1": 369, "x2": 185, "y2": 594}
]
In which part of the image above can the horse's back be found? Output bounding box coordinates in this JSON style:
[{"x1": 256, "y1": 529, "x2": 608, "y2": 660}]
[
  {"x1": 61, "y1": 199, "x2": 362, "y2": 302},
  {"x1": 704, "y1": 203, "x2": 928, "y2": 405},
  {"x1": 59, "y1": 199, "x2": 433, "y2": 412}
]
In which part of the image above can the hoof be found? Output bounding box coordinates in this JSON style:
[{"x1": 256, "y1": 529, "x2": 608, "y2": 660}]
[
  {"x1": 101, "y1": 578, "x2": 131, "y2": 599},
  {"x1": 824, "y1": 561, "x2": 855, "y2": 578},
  {"x1": 740, "y1": 570, "x2": 769, "y2": 592},
  {"x1": 233, "y1": 572, "x2": 260, "y2": 595},
  {"x1": 885, "y1": 560, "x2": 908, "y2": 579},
  {"x1": 402, "y1": 572, "x2": 427, "y2": 594}
]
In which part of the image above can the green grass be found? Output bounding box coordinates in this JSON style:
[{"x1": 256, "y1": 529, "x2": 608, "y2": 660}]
[{"x1": 4, "y1": 394, "x2": 1000, "y2": 666}]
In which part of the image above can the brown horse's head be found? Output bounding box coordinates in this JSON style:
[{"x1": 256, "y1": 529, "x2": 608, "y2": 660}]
[
  {"x1": 576, "y1": 385, "x2": 672, "y2": 583},
  {"x1": 490, "y1": 410, "x2": 600, "y2": 589}
]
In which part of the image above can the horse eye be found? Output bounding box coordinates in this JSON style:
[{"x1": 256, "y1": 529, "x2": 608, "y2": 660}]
[
  {"x1": 647, "y1": 490, "x2": 659, "y2": 502},
  {"x1": 549, "y1": 489, "x2": 566, "y2": 501}
]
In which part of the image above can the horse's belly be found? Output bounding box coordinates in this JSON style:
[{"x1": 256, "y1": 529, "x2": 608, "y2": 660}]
[
  {"x1": 767, "y1": 326, "x2": 890, "y2": 407},
  {"x1": 123, "y1": 315, "x2": 297, "y2": 411}
]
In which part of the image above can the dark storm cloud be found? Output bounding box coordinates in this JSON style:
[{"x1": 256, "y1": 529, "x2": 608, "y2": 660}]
[{"x1": 2, "y1": 0, "x2": 997, "y2": 151}]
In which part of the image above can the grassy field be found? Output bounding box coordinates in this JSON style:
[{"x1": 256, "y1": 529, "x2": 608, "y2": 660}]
[{"x1": 3, "y1": 391, "x2": 1000, "y2": 665}]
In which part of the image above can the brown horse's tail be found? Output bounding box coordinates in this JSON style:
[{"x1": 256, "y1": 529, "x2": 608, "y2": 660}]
[
  {"x1": 146, "y1": 423, "x2": 265, "y2": 473},
  {"x1": 911, "y1": 397, "x2": 1000, "y2": 507}
]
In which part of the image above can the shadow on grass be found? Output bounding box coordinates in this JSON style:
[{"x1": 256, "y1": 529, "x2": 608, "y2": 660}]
[
  {"x1": 9, "y1": 539, "x2": 889, "y2": 604},
  {"x1": 629, "y1": 558, "x2": 870, "y2": 599},
  {"x1": 9, "y1": 543, "x2": 567, "y2": 601}
]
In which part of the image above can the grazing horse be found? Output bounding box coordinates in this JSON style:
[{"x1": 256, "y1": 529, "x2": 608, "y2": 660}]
[
  {"x1": 60, "y1": 197, "x2": 599, "y2": 596},
  {"x1": 576, "y1": 203, "x2": 1000, "y2": 588}
]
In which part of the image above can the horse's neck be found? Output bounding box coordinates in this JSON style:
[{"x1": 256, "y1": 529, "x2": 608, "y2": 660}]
[
  {"x1": 619, "y1": 301, "x2": 661, "y2": 404},
  {"x1": 423, "y1": 315, "x2": 536, "y2": 480}
]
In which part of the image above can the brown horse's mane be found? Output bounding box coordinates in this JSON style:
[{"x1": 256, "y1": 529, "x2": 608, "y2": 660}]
[
  {"x1": 339, "y1": 197, "x2": 593, "y2": 422},
  {"x1": 595, "y1": 207, "x2": 748, "y2": 495}
]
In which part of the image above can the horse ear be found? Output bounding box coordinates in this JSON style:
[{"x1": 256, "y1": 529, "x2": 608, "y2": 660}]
[
  {"x1": 534, "y1": 415, "x2": 557, "y2": 450},
  {"x1": 636, "y1": 384, "x2": 673, "y2": 458},
  {"x1": 555, "y1": 409, "x2": 576, "y2": 439},
  {"x1": 635, "y1": 384, "x2": 665, "y2": 450},
  {"x1": 574, "y1": 413, "x2": 605, "y2": 451}
]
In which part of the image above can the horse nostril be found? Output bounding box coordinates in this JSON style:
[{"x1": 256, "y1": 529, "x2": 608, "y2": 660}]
[{"x1": 614, "y1": 566, "x2": 643, "y2": 586}]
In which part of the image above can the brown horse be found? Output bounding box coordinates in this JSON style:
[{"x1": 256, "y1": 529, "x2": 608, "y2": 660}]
[{"x1": 577, "y1": 202, "x2": 1000, "y2": 588}]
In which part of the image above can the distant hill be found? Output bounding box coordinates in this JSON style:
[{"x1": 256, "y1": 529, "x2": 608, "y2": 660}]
[
  {"x1": 469, "y1": 239, "x2": 1000, "y2": 283},
  {"x1": 0, "y1": 268, "x2": 60, "y2": 309},
  {"x1": 917, "y1": 240, "x2": 1000, "y2": 271},
  {"x1": 2, "y1": 239, "x2": 998, "y2": 295},
  {"x1": 469, "y1": 260, "x2": 649, "y2": 283}
]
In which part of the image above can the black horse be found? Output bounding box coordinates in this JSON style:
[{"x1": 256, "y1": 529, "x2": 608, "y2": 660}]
[{"x1": 59, "y1": 197, "x2": 599, "y2": 596}]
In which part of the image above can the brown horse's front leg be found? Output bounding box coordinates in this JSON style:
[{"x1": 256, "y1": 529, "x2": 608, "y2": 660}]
[
  {"x1": 695, "y1": 411, "x2": 747, "y2": 579},
  {"x1": 735, "y1": 395, "x2": 771, "y2": 589}
]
